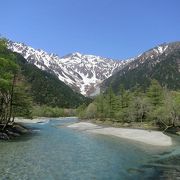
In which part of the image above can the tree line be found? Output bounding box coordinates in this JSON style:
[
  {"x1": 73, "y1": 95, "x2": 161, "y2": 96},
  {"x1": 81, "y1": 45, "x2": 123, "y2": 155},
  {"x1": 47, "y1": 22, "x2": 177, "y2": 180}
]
[{"x1": 77, "y1": 80, "x2": 180, "y2": 131}]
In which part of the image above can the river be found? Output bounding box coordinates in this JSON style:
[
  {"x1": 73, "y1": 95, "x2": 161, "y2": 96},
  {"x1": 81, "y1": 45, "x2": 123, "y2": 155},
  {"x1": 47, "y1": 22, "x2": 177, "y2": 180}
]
[{"x1": 0, "y1": 118, "x2": 180, "y2": 180}]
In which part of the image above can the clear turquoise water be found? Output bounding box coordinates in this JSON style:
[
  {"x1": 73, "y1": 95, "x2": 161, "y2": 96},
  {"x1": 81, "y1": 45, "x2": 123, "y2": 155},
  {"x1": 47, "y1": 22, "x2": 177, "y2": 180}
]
[{"x1": 0, "y1": 118, "x2": 180, "y2": 180}]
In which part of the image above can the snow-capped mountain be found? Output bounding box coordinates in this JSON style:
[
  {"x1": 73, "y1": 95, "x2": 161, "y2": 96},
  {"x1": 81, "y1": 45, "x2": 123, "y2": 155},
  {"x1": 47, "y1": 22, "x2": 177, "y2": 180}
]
[
  {"x1": 7, "y1": 41, "x2": 130, "y2": 96},
  {"x1": 122, "y1": 42, "x2": 180, "y2": 72},
  {"x1": 102, "y1": 41, "x2": 180, "y2": 93},
  {"x1": 8, "y1": 40, "x2": 177, "y2": 96}
]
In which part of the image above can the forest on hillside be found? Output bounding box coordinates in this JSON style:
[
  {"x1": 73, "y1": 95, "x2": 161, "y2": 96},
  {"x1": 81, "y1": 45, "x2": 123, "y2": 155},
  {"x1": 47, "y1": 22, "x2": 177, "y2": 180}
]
[
  {"x1": 77, "y1": 80, "x2": 180, "y2": 132},
  {"x1": 1, "y1": 37, "x2": 180, "y2": 134},
  {"x1": 0, "y1": 38, "x2": 87, "y2": 136},
  {"x1": 0, "y1": 38, "x2": 90, "y2": 125}
]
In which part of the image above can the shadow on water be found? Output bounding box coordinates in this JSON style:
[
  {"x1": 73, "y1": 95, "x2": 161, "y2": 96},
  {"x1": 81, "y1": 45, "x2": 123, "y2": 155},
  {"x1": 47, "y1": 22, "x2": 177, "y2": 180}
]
[
  {"x1": 1, "y1": 130, "x2": 41, "y2": 143},
  {"x1": 142, "y1": 156, "x2": 180, "y2": 179},
  {"x1": 141, "y1": 135, "x2": 180, "y2": 179},
  {"x1": 1, "y1": 123, "x2": 44, "y2": 143}
]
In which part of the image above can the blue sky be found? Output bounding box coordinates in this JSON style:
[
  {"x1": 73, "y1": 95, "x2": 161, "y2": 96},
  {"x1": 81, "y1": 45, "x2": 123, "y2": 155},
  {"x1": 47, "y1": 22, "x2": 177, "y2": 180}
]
[{"x1": 1, "y1": 0, "x2": 180, "y2": 59}]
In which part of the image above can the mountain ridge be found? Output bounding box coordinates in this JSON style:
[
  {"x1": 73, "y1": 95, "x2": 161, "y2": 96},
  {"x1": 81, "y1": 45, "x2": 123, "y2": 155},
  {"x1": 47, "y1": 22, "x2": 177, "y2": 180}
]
[
  {"x1": 7, "y1": 41, "x2": 132, "y2": 96},
  {"x1": 7, "y1": 40, "x2": 180, "y2": 96},
  {"x1": 102, "y1": 41, "x2": 180, "y2": 93},
  {"x1": 0, "y1": 40, "x2": 89, "y2": 108}
]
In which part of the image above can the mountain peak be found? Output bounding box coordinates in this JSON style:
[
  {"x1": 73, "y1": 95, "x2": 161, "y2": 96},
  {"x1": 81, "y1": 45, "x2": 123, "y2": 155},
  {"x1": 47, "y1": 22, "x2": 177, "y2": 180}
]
[
  {"x1": 72, "y1": 52, "x2": 82, "y2": 57},
  {"x1": 8, "y1": 40, "x2": 179, "y2": 96},
  {"x1": 7, "y1": 41, "x2": 128, "y2": 96},
  {"x1": 102, "y1": 41, "x2": 180, "y2": 93}
]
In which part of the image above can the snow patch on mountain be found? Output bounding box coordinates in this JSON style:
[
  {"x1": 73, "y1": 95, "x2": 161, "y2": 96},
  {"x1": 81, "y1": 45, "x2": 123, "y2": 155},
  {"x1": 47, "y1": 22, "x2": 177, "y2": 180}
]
[
  {"x1": 7, "y1": 41, "x2": 131, "y2": 96},
  {"x1": 153, "y1": 45, "x2": 168, "y2": 54}
]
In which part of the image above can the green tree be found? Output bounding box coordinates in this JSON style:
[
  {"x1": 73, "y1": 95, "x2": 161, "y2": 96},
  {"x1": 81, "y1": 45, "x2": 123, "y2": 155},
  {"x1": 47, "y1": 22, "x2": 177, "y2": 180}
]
[
  {"x1": 76, "y1": 103, "x2": 87, "y2": 118},
  {"x1": 94, "y1": 94, "x2": 105, "y2": 118},
  {"x1": 0, "y1": 39, "x2": 32, "y2": 131},
  {"x1": 119, "y1": 84, "x2": 131, "y2": 109},
  {"x1": 147, "y1": 80, "x2": 163, "y2": 107},
  {"x1": 12, "y1": 79, "x2": 32, "y2": 119},
  {"x1": 154, "y1": 90, "x2": 180, "y2": 131},
  {"x1": 106, "y1": 86, "x2": 118, "y2": 118},
  {"x1": 0, "y1": 57, "x2": 19, "y2": 126},
  {"x1": 85, "y1": 103, "x2": 97, "y2": 119},
  {"x1": 127, "y1": 96, "x2": 151, "y2": 123},
  {"x1": 113, "y1": 85, "x2": 131, "y2": 122}
]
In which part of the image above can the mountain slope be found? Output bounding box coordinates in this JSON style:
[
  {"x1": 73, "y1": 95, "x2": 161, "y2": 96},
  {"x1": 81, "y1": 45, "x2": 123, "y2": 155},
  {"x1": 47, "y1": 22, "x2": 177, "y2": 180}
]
[
  {"x1": 102, "y1": 42, "x2": 180, "y2": 93},
  {"x1": 7, "y1": 40, "x2": 180, "y2": 96},
  {"x1": 7, "y1": 41, "x2": 131, "y2": 96},
  {"x1": 0, "y1": 43, "x2": 88, "y2": 108}
]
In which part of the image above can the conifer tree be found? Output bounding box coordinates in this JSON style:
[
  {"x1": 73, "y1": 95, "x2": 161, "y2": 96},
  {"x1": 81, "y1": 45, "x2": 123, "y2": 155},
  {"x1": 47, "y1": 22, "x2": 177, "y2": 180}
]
[
  {"x1": 147, "y1": 80, "x2": 163, "y2": 107},
  {"x1": 106, "y1": 86, "x2": 117, "y2": 118}
]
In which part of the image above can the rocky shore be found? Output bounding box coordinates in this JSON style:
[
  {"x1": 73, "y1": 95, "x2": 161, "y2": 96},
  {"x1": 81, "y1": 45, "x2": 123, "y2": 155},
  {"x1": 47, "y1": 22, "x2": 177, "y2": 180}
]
[
  {"x1": 0, "y1": 123, "x2": 31, "y2": 140},
  {"x1": 68, "y1": 122, "x2": 172, "y2": 146}
]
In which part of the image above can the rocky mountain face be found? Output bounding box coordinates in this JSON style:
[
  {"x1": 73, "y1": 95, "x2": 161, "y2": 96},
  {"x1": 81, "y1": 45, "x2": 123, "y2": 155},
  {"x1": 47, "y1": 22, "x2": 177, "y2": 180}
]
[
  {"x1": 102, "y1": 42, "x2": 180, "y2": 93},
  {"x1": 7, "y1": 41, "x2": 180, "y2": 96},
  {"x1": 0, "y1": 44, "x2": 89, "y2": 108},
  {"x1": 7, "y1": 41, "x2": 131, "y2": 96}
]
